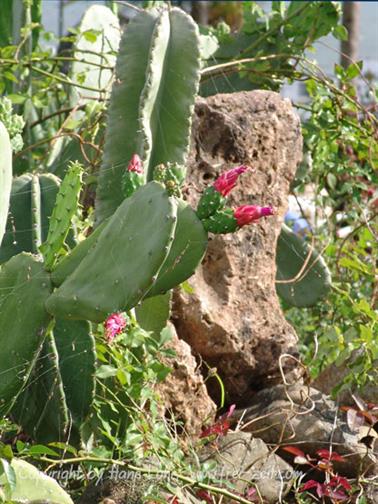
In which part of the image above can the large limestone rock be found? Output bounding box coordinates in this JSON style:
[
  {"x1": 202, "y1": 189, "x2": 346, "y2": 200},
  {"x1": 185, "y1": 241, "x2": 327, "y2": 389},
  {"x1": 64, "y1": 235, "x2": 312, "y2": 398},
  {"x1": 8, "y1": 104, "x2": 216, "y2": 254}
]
[{"x1": 173, "y1": 91, "x2": 303, "y2": 404}]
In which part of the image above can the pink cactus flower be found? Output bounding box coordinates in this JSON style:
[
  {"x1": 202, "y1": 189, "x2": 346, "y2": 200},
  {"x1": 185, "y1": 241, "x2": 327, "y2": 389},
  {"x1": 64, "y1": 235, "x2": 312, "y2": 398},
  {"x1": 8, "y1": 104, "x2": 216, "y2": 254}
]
[
  {"x1": 127, "y1": 154, "x2": 143, "y2": 174},
  {"x1": 234, "y1": 205, "x2": 274, "y2": 227},
  {"x1": 104, "y1": 313, "x2": 127, "y2": 343},
  {"x1": 213, "y1": 165, "x2": 249, "y2": 197}
]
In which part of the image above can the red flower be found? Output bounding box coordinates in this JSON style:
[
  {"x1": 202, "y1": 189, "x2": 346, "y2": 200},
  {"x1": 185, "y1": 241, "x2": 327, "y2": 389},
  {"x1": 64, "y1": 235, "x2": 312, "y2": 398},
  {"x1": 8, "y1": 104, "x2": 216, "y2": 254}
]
[
  {"x1": 329, "y1": 475, "x2": 352, "y2": 491},
  {"x1": 213, "y1": 165, "x2": 249, "y2": 197},
  {"x1": 104, "y1": 312, "x2": 127, "y2": 343},
  {"x1": 316, "y1": 449, "x2": 345, "y2": 462},
  {"x1": 234, "y1": 205, "x2": 274, "y2": 227},
  {"x1": 200, "y1": 404, "x2": 235, "y2": 439},
  {"x1": 300, "y1": 476, "x2": 351, "y2": 500},
  {"x1": 127, "y1": 154, "x2": 143, "y2": 173}
]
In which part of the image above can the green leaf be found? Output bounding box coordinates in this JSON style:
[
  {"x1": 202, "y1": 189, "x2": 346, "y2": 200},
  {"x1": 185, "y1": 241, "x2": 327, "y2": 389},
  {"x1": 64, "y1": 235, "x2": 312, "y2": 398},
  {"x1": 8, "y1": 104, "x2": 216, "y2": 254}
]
[
  {"x1": 96, "y1": 365, "x2": 118, "y2": 379},
  {"x1": 136, "y1": 292, "x2": 171, "y2": 337},
  {"x1": 82, "y1": 29, "x2": 98, "y2": 43},
  {"x1": 6, "y1": 94, "x2": 27, "y2": 105},
  {"x1": 346, "y1": 61, "x2": 363, "y2": 80},
  {"x1": 327, "y1": 172, "x2": 337, "y2": 190},
  {"x1": 0, "y1": 458, "x2": 16, "y2": 493},
  {"x1": 28, "y1": 445, "x2": 60, "y2": 457},
  {"x1": 333, "y1": 24, "x2": 348, "y2": 41}
]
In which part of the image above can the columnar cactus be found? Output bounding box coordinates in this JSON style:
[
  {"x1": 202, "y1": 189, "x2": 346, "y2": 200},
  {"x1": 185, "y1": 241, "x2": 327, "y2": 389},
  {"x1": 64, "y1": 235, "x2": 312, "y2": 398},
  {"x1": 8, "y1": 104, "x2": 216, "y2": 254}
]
[
  {"x1": 147, "y1": 200, "x2": 208, "y2": 297},
  {"x1": 95, "y1": 6, "x2": 201, "y2": 224},
  {"x1": 40, "y1": 161, "x2": 83, "y2": 270},
  {"x1": 0, "y1": 173, "x2": 61, "y2": 263}
]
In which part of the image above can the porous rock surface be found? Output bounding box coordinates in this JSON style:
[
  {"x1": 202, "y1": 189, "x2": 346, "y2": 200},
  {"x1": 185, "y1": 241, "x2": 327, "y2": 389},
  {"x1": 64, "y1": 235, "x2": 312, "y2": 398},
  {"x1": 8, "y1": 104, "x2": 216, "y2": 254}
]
[
  {"x1": 173, "y1": 91, "x2": 303, "y2": 404},
  {"x1": 155, "y1": 323, "x2": 216, "y2": 436}
]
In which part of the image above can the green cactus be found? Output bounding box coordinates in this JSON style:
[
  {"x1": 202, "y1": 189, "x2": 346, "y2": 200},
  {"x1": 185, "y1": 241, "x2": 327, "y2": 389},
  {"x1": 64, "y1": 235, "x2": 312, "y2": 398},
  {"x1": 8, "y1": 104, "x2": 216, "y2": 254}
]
[
  {"x1": 136, "y1": 292, "x2": 171, "y2": 337},
  {"x1": 46, "y1": 182, "x2": 178, "y2": 322},
  {"x1": 53, "y1": 319, "x2": 96, "y2": 426},
  {"x1": 276, "y1": 224, "x2": 332, "y2": 307},
  {"x1": 13, "y1": 319, "x2": 95, "y2": 442},
  {"x1": 0, "y1": 120, "x2": 12, "y2": 249},
  {"x1": 152, "y1": 163, "x2": 182, "y2": 197},
  {"x1": 40, "y1": 161, "x2": 83, "y2": 270},
  {"x1": 122, "y1": 169, "x2": 144, "y2": 198},
  {"x1": 148, "y1": 199, "x2": 208, "y2": 297},
  {"x1": 0, "y1": 173, "x2": 60, "y2": 263},
  {"x1": 95, "y1": 6, "x2": 201, "y2": 225},
  {"x1": 0, "y1": 97, "x2": 25, "y2": 153},
  {"x1": 0, "y1": 253, "x2": 52, "y2": 416},
  {"x1": 51, "y1": 221, "x2": 106, "y2": 287},
  {"x1": 201, "y1": 208, "x2": 238, "y2": 234},
  {"x1": 12, "y1": 332, "x2": 70, "y2": 443},
  {"x1": 3, "y1": 458, "x2": 73, "y2": 504},
  {"x1": 196, "y1": 186, "x2": 225, "y2": 220}
]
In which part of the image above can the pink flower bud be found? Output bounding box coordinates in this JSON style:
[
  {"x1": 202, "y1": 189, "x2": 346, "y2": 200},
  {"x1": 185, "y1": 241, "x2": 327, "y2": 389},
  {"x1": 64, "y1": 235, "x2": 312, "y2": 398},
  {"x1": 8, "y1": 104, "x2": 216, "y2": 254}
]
[
  {"x1": 104, "y1": 312, "x2": 127, "y2": 343},
  {"x1": 234, "y1": 205, "x2": 274, "y2": 227},
  {"x1": 213, "y1": 165, "x2": 249, "y2": 197},
  {"x1": 127, "y1": 154, "x2": 143, "y2": 174}
]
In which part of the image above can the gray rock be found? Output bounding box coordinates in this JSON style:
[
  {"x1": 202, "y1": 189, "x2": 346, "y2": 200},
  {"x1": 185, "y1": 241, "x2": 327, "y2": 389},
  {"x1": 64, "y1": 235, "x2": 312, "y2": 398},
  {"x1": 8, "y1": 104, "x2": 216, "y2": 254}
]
[
  {"x1": 199, "y1": 431, "x2": 294, "y2": 503},
  {"x1": 234, "y1": 383, "x2": 378, "y2": 477}
]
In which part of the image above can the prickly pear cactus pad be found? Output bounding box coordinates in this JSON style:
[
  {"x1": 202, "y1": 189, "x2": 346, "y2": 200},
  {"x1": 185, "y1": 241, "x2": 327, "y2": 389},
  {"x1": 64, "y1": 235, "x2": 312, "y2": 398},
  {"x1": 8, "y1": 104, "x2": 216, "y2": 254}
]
[
  {"x1": 53, "y1": 319, "x2": 96, "y2": 425},
  {"x1": 46, "y1": 182, "x2": 177, "y2": 322},
  {"x1": 136, "y1": 292, "x2": 171, "y2": 337},
  {"x1": 0, "y1": 253, "x2": 52, "y2": 416},
  {"x1": 148, "y1": 200, "x2": 208, "y2": 297},
  {"x1": 0, "y1": 120, "x2": 12, "y2": 249},
  {"x1": 12, "y1": 332, "x2": 69, "y2": 443},
  {"x1": 276, "y1": 224, "x2": 332, "y2": 307},
  {"x1": 95, "y1": 7, "x2": 201, "y2": 224},
  {"x1": 51, "y1": 220, "x2": 106, "y2": 287},
  {"x1": 0, "y1": 173, "x2": 60, "y2": 263}
]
